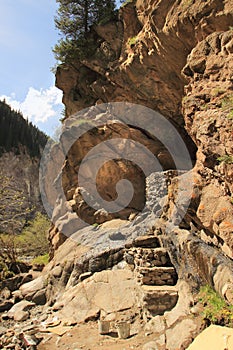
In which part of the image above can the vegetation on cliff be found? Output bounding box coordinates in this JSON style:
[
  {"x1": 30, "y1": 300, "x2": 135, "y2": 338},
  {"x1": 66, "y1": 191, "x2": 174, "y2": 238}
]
[
  {"x1": 53, "y1": 0, "x2": 117, "y2": 62},
  {"x1": 0, "y1": 211, "x2": 50, "y2": 279},
  {"x1": 0, "y1": 101, "x2": 49, "y2": 278},
  {"x1": 198, "y1": 285, "x2": 233, "y2": 327},
  {"x1": 0, "y1": 100, "x2": 47, "y2": 157}
]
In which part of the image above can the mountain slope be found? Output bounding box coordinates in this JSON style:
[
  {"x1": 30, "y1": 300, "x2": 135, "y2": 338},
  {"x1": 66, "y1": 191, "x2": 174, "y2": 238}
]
[
  {"x1": 0, "y1": 100, "x2": 47, "y2": 157},
  {"x1": 0, "y1": 100, "x2": 48, "y2": 231}
]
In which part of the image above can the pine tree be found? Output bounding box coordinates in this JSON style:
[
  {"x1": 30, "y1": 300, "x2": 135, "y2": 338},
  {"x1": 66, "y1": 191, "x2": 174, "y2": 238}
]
[
  {"x1": 54, "y1": 0, "x2": 116, "y2": 63},
  {"x1": 0, "y1": 100, "x2": 47, "y2": 157}
]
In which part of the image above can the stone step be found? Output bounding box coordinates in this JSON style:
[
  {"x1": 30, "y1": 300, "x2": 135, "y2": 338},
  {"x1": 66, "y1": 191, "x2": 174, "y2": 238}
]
[
  {"x1": 137, "y1": 266, "x2": 177, "y2": 286},
  {"x1": 132, "y1": 235, "x2": 160, "y2": 248},
  {"x1": 142, "y1": 286, "x2": 178, "y2": 316},
  {"x1": 141, "y1": 285, "x2": 178, "y2": 292},
  {"x1": 130, "y1": 247, "x2": 171, "y2": 267}
]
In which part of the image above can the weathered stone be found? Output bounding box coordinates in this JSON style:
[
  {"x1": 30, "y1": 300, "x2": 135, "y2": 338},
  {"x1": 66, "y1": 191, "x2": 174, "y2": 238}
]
[
  {"x1": 1, "y1": 313, "x2": 9, "y2": 320},
  {"x1": 0, "y1": 300, "x2": 14, "y2": 312},
  {"x1": 166, "y1": 318, "x2": 197, "y2": 350},
  {"x1": 187, "y1": 325, "x2": 233, "y2": 350},
  {"x1": 14, "y1": 310, "x2": 29, "y2": 322},
  {"x1": 20, "y1": 276, "x2": 45, "y2": 299},
  {"x1": 127, "y1": 247, "x2": 170, "y2": 268},
  {"x1": 32, "y1": 288, "x2": 47, "y2": 305},
  {"x1": 133, "y1": 236, "x2": 160, "y2": 248},
  {"x1": 0, "y1": 273, "x2": 33, "y2": 292},
  {"x1": 51, "y1": 265, "x2": 63, "y2": 278},
  {"x1": 55, "y1": 270, "x2": 139, "y2": 324},
  {"x1": 142, "y1": 341, "x2": 158, "y2": 350},
  {"x1": 142, "y1": 287, "x2": 178, "y2": 316},
  {"x1": 0, "y1": 287, "x2": 11, "y2": 300},
  {"x1": 160, "y1": 227, "x2": 233, "y2": 302},
  {"x1": 8, "y1": 300, "x2": 35, "y2": 319},
  {"x1": 0, "y1": 326, "x2": 7, "y2": 336},
  {"x1": 12, "y1": 290, "x2": 23, "y2": 303},
  {"x1": 164, "y1": 281, "x2": 194, "y2": 329},
  {"x1": 109, "y1": 231, "x2": 126, "y2": 241},
  {"x1": 79, "y1": 272, "x2": 92, "y2": 282},
  {"x1": 138, "y1": 267, "x2": 177, "y2": 286},
  {"x1": 144, "y1": 315, "x2": 165, "y2": 334},
  {"x1": 32, "y1": 263, "x2": 45, "y2": 272},
  {"x1": 156, "y1": 334, "x2": 166, "y2": 347}
]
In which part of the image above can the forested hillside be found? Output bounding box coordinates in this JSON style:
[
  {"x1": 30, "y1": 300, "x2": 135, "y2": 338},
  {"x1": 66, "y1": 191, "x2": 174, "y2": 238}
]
[{"x1": 0, "y1": 100, "x2": 47, "y2": 157}]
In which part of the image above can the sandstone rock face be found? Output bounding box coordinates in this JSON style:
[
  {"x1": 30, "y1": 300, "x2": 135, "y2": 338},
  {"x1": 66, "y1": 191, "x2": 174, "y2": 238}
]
[
  {"x1": 40, "y1": 2, "x2": 233, "y2": 348},
  {"x1": 53, "y1": 269, "x2": 139, "y2": 324},
  {"x1": 187, "y1": 325, "x2": 233, "y2": 350},
  {"x1": 56, "y1": 1, "x2": 232, "y2": 124},
  {"x1": 45, "y1": 106, "x2": 194, "y2": 254},
  {"x1": 182, "y1": 30, "x2": 233, "y2": 257},
  {"x1": 62, "y1": 122, "x2": 151, "y2": 225},
  {"x1": 53, "y1": 0, "x2": 233, "y2": 257}
]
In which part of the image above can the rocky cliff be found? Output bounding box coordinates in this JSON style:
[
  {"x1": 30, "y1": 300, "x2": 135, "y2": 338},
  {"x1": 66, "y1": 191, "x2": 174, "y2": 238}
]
[
  {"x1": 1, "y1": 1, "x2": 233, "y2": 349},
  {"x1": 54, "y1": 0, "x2": 233, "y2": 258}
]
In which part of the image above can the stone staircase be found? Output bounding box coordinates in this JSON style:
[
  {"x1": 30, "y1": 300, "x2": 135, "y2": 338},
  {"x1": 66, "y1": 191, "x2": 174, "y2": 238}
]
[{"x1": 124, "y1": 235, "x2": 178, "y2": 318}]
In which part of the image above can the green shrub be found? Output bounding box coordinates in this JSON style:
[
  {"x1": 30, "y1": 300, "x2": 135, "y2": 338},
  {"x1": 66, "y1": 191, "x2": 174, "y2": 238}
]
[
  {"x1": 32, "y1": 253, "x2": 49, "y2": 266},
  {"x1": 182, "y1": 0, "x2": 194, "y2": 8},
  {"x1": 18, "y1": 212, "x2": 50, "y2": 258},
  {"x1": 198, "y1": 285, "x2": 233, "y2": 326},
  {"x1": 227, "y1": 110, "x2": 233, "y2": 120},
  {"x1": 221, "y1": 94, "x2": 233, "y2": 119},
  {"x1": 217, "y1": 155, "x2": 233, "y2": 164},
  {"x1": 127, "y1": 36, "x2": 138, "y2": 48}
]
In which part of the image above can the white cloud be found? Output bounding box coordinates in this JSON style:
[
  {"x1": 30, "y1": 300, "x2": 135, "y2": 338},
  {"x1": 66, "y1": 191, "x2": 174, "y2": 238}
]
[{"x1": 0, "y1": 86, "x2": 63, "y2": 123}]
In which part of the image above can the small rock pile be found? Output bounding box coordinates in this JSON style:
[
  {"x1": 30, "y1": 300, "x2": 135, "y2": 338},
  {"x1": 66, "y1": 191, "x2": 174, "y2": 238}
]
[{"x1": 0, "y1": 325, "x2": 42, "y2": 350}]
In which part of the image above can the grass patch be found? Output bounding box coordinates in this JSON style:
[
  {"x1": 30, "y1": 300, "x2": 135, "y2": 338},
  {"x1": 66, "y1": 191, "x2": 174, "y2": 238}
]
[
  {"x1": 221, "y1": 94, "x2": 233, "y2": 119},
  {"x1": 182, "y1": 0, "x2": 194, "y2": 8},
  {"x1": 227, "y1": 109, "x2": 233, "y2": 120},
  {"x1": 32, "y1": 253, "x2": 49, "y2": 265},
  {"x1": 198, "y1": 285, "x2": 233, "y2": 326},
  {"x1": 127, "y1": 36, "x2": 138, "y2": 48},
  {"x1": 217, "y1": 155, "x2": 233, "y2": 164}
]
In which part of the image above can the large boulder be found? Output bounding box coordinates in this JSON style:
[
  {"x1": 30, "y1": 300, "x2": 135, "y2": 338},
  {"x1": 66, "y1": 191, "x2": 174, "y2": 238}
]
[
  {"x1": 187, "y1": 325, "x2": 233, "y2": 350},
  {"x1": 8, "y1": 300, "x2": 35, "y2": 319},
  {"x1": 19, "y1": 276, "x2": 45, "y2": 301},
  {"x1": 53, "y1": 269, "x2": 139, "y2": 324}
]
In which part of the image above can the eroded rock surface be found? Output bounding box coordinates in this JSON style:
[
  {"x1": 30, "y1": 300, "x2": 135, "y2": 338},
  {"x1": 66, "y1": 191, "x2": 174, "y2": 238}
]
[{"x1": 2, "y1": 1, "x2": 233, "y2": 349}]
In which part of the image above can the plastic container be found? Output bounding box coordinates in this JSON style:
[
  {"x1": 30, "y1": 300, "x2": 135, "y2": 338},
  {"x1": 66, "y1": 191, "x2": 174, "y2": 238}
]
[
  {"x1": 116, "y1": 321, "x2": 130, "y2": 339},
  {"x1": 98, "y1": 320, "x2": 110, "y2": 335}
]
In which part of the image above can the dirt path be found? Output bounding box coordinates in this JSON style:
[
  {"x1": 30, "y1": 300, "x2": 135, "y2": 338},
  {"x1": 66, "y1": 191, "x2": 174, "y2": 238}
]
[{"x1": 38, "y1": 321, "x2": 155, "y2": 350}]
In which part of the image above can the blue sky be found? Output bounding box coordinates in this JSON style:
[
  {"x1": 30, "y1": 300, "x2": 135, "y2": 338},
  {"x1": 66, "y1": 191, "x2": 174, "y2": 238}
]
[
  {"x1": 0, "y1": 0, "x2": 63, "y2": 136},
  {"x1": 0, "y1": 0, "x2": 122, "y2": 136}
]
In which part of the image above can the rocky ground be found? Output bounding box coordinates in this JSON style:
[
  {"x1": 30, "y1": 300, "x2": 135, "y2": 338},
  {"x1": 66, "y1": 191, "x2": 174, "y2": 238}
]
[{"x1": 0, "y1": 171, "x2": 233, "y2": 349}]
